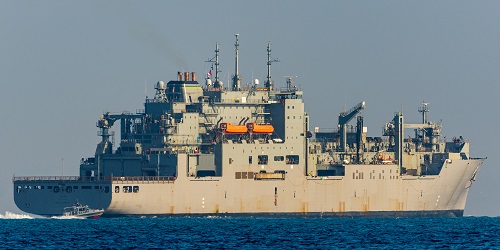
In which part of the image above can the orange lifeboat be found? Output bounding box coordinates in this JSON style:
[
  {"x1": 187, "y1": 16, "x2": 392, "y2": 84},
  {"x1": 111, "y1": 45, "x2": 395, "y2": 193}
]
[
  {"x1": 247, "y1": 123, "x2": 274, "y2": 134},
  {"x1": 220, "y1": 123, "x2": 248, "y2": 134}
]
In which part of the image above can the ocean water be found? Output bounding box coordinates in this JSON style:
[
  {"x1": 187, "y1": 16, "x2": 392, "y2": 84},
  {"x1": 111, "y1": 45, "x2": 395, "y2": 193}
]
[{"x1": 1, "y1": 212, "x2": 499, "y2": 249}]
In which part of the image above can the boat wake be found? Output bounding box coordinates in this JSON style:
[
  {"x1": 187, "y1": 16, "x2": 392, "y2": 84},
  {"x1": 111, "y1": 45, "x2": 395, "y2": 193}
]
[
  {"x1": 51, "y1": 215, "x2": 85, "y2": 220},
  {"x1": 0, "y1": 211, "x2": 34, "y2": 219}
]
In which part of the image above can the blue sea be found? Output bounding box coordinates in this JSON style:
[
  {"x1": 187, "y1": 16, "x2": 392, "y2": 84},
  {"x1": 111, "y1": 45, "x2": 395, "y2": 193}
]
[{"x1": 1, "y1": 212, "x2": 499, "y2": 249}]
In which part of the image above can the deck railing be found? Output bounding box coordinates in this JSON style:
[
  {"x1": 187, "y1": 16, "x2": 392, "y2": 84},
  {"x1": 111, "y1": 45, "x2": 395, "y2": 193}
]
[{"x1": 13, "y1": 176, "x2": 176, "y2": 182}]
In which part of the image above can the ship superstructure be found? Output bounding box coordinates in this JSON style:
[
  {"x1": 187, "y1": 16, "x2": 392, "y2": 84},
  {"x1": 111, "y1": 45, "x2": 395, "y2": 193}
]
[{"x1": 13, "y1": 36, "x2": 485, "y2": 217}]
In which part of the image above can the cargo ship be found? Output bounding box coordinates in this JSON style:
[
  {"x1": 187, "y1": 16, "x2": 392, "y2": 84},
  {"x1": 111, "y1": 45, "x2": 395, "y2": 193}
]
[{"x1": 13, "y1": 35, "x2": 485, "y2": 217}]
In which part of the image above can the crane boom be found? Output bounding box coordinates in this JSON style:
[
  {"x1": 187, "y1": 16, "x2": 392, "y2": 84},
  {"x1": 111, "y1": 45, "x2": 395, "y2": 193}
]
[{"x1": 338, "y1": 101, "x2": 365, "y2": 152}]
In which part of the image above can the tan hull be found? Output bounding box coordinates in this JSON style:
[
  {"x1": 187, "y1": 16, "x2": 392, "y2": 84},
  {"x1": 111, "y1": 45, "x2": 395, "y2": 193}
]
[{"x1": 105, "y1": 158, "x2": 482, "y2": 216}]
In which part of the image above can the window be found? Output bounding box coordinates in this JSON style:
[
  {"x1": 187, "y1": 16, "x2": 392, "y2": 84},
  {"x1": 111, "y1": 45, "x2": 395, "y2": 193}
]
[
  {"x1": 123, "y1": 186, "x2": 132, "y2": 193},
  {"x1": 249, "y1": 156, "x2": 253, "y2": 164},
  {"x1": 82, "y1": 186, "x2": 92, "y2": 190},
  {"x1": 115, "y1": 186, "x2": 120, "y2": 193},
  {"x1": 258, "y1": 155, "x2": 269, "y2": 165},
  {"x1": 133, "y1": 186, "x2": 139, "y2": 193},
  {"x1": 286, "y1": 155, "x2": 299, "y2": 164},
  {"x1": 274, "y1": 156, "x2": 284, "y2": 161}
]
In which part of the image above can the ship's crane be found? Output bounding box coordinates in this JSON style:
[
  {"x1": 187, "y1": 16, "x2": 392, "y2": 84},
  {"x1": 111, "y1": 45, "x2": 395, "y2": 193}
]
[
  {"x1": 97, "y1": 112, "x2": 143, "y2": 145},
  {"x1": 338, "y1": 101, "x2": 366, "y2": 152}
]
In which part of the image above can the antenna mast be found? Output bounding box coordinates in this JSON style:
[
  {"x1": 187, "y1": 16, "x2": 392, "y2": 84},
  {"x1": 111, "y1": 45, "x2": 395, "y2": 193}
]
[
  {"x1": 215, "y1": 43, "x2": 220, "y2": 82},
  {"x1": 418, "y1": 101, "x2": 430, "y2": 124},
  {"x1": 266, "y1": 42, "x2": 279, "y2": 92},
  {"x1": 232, "y1": 34, "x2": 241, "y2": 91},
  {"x1": 206, "y1": 43, "x2": 221, "y2": 87}
]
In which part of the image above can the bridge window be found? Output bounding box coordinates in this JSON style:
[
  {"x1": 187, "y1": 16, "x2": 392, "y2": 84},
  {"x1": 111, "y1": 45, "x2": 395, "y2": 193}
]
[
  {"x1": 286, "y1": 155, "x2": 299, "y2": 164},
  {"x1": 258, "y1": 155, "x2": 269, "y2": 165},
  {"x1": 274, "y1": 156, "x2": 284, "y2": 161},
  {"x1": 197, "y1": 170, "x2": 216, "y2": 177}
]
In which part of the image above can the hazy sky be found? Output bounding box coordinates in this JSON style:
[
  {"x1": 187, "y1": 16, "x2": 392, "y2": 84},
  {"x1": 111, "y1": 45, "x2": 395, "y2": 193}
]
[{"x1": 1, "y1": 1, "x2": 499, "y2": 216}]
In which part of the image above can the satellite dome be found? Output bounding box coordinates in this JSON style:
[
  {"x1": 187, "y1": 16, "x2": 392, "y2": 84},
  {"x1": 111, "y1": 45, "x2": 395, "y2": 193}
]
[{"x1": 156, "y1": 81, "x2": 166, "y2": 90}]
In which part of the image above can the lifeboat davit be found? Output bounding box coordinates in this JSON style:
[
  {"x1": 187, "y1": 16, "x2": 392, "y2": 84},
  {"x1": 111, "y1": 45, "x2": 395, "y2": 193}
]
[
  {"x1": 220, "y1": 123, "x2": 248, "y2": 134},
  {"x1": 247, "y1": 123, "x2": 274, "y2": 134}
]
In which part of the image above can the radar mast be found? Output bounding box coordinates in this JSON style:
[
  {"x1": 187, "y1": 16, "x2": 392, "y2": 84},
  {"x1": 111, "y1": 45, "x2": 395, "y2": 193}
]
[
  {"x1": 232, "y1": 34, "x2": 241, "y2": 91},
  {"x1": 266, "y1": 42, "x2": 279, "y2": 93},
  {"x1": 206, "y1": 43, "x2": 222, "y2": 88},
  {"x1": 418, "y1": 101, "x2": 430, "y2": 123}
]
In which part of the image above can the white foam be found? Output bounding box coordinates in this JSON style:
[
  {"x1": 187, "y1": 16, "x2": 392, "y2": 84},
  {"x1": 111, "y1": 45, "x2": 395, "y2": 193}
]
[
  {"x1": 206, "y1": 215, "x2": 221, "y2": 219},
  {"x1": 0, "y1": 211, "x2": 34, "y2": 219},
  {"x1": 50, "y1": 215, "x2": 85, "y2": 220}
]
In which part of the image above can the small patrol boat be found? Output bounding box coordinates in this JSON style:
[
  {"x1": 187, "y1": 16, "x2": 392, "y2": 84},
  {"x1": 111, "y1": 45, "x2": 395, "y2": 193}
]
[{"x1": 63, "y1": 202, "x2": 104, "y2": 219}]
